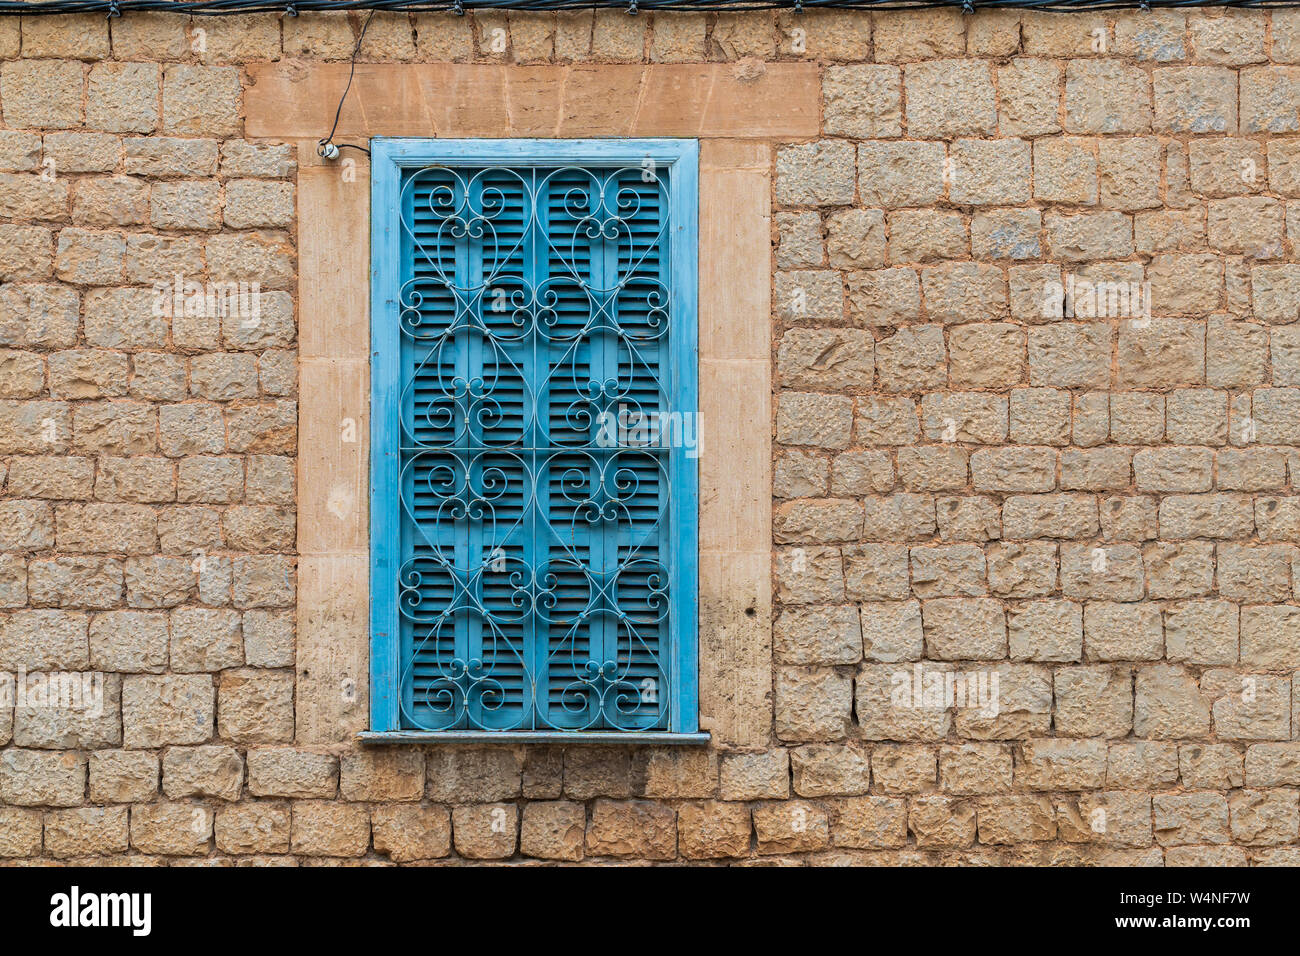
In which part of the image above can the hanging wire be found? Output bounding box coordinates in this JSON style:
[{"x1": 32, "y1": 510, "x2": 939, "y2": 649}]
[
  {"x1": 0, "y1": 0, "x2": 1296, "y2": 16},
  {"x1": 317, "y1": 7, "x2": 375, "y2": 159},
  {"x1": 9, "y1": 0, "x2": 1284, "y2": 155}
]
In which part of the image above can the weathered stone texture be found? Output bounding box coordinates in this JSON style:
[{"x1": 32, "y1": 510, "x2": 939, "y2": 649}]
[{"x1": 0, "y1": 5, "x2": 1295, "y2": 868}]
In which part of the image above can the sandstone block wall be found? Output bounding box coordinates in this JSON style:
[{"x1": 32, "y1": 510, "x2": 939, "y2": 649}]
[{"x1": 0, "y1": 5, "x2": 1298, "y2": 864}]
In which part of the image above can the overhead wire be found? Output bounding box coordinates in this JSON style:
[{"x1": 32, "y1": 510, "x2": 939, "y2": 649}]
[{"x1": 0, "y1": 0, "x2": 1295, "y2": 16}]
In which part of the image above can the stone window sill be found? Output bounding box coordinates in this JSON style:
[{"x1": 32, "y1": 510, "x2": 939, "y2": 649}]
[{"x1": 357, "y1": 731, "x2": 711, "y2": 746}]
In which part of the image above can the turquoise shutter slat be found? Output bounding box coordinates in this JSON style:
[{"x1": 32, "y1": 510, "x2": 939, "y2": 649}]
[{"x1": 371, "y1": 140, "x2": 698, "y2": 736}]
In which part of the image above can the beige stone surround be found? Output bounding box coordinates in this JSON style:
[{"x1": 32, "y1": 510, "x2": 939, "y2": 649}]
[{"x1": 267, "y1": 63, "x2": 818, "y2": 747}]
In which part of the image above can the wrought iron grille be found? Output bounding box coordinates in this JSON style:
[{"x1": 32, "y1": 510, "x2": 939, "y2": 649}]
[{"x1": 392, "y1": 160, "x2": 685, "y2": 732}]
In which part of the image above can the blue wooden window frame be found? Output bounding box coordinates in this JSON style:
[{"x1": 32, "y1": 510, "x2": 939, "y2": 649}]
[{"x1": 364, "y1": 138, "x2": 705, "y2": 744}]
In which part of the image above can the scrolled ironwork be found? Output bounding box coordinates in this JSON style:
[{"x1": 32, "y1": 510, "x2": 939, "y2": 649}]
[{"x1": 394, "y1": 162, "x2": 674, "y2": 733}]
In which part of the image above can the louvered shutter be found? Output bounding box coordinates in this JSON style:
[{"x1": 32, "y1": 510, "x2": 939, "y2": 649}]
[{"x1": 370, "y1": 141, "x2": 699, "y2": 737}]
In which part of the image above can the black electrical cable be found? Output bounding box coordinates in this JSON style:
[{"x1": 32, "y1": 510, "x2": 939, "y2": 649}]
[
  {"x1": 0, "y1": 0, "x2": 1298, "y2": 16},
  {"x1": 10, "y1": 0, "x2": 1293, "y2": 164},
  {"x1": 317, "y1": 7, "x2": 375, "y2": 160}
]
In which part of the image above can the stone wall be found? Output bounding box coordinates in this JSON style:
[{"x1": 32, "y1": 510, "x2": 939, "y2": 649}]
[{"x1": 0, "y1": 5, "x2": 1299, "y2": 864}]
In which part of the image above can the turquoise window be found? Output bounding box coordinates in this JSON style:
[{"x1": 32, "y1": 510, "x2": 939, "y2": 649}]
[{"x1": 367, "y1": 139, "x2": 703, "y2": 741}]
